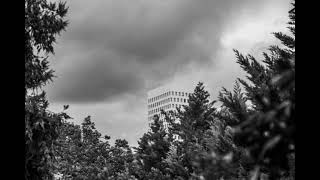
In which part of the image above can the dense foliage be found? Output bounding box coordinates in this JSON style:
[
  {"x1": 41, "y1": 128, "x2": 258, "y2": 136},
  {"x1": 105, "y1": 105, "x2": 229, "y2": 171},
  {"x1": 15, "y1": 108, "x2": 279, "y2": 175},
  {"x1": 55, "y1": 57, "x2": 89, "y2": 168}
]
[
  {"x1": 25, "y1": 0, "x2": 295, "y2": 179},
  {"x1": 134, "y1": 115, "x2": 172, "y2": 179},
  {"x1": 52, "y1": 116, "x2": 136, "y2": 180},
  {"x1": 25, "y1": 0, "x2": 69, "y2": 179},
  {"x1": 219, "y1": 1, "x2": 295, "y2": 178}
]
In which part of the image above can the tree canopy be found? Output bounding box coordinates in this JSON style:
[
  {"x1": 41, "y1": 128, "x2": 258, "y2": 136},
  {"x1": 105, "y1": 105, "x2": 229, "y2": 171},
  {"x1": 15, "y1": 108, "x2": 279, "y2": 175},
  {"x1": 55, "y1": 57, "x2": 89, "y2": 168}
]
[{"x1": 25, "y1": 0, "x2": 69, "y2": 179}]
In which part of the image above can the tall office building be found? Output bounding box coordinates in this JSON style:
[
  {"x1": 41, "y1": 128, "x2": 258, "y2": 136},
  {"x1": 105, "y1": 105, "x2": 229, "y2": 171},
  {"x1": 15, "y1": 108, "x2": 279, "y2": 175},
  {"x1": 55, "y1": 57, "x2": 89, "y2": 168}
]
[{"x1": 147, "y1": 85, "x2": 192, "y2": 125}]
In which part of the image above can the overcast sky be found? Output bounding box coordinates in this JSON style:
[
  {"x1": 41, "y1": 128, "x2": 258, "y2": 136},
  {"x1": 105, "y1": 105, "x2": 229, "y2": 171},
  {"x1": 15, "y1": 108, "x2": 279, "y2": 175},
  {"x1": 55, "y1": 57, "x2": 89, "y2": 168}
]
[{"x1": 46, "y1": 0, "x2": 291, "y2": 146}]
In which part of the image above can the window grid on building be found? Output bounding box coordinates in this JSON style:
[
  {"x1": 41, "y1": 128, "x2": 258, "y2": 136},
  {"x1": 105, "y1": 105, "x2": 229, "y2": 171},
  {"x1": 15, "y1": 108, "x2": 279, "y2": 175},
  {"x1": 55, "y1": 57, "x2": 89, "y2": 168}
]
[{"x1": 148, "y1": 88, "x2": 192, "y2": 126}]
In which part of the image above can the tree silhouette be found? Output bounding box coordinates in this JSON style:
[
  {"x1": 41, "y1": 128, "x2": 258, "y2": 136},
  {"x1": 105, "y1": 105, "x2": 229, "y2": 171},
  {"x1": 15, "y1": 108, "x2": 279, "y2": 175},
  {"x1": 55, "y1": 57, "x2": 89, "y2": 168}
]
[{"x1": 219, "y1": 1, "x2": 295, "y2": 178}]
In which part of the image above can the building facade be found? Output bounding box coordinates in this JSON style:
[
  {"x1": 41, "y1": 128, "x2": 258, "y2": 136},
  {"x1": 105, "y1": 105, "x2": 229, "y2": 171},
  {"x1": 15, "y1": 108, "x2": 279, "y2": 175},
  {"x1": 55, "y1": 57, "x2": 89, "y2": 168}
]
[{"x1": 147, "y1": 85, "x2": 192, "y2": 125}]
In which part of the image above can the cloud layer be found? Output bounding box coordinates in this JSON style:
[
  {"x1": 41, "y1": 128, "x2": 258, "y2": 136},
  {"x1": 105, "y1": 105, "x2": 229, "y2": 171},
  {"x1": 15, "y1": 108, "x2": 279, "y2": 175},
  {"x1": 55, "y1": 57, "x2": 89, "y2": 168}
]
[
  {"x1": 46, "y1": 0, "x2": 291, "y2": 146},
  {"x1": 46, "y1": 0, "x2": 281, "y2": 103}
]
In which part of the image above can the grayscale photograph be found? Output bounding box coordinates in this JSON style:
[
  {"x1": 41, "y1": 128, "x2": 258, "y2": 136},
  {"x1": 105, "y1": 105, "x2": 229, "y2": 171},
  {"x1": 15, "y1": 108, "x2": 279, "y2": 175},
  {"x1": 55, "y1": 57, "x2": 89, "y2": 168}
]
[{"x1": 25, "y1": 0, "x2": 295, "y2": 179}]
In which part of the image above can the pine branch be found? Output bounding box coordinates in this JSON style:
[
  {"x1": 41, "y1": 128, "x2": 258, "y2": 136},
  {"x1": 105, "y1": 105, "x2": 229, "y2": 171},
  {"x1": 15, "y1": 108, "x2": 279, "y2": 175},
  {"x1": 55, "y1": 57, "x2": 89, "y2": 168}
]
[{"x1": 273, "y1": 32, "x2": 295, "y2": 50}]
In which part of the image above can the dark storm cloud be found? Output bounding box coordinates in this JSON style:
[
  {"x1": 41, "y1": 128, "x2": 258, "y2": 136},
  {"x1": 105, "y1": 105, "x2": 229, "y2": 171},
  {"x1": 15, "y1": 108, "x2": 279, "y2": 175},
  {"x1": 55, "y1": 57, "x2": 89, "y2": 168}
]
[
  {"x1": 48, "y1": 50, "x2": 145, "y2": 103},
  {"x1": 47, "y1": 0, "x2": 273, "y2": 103}
]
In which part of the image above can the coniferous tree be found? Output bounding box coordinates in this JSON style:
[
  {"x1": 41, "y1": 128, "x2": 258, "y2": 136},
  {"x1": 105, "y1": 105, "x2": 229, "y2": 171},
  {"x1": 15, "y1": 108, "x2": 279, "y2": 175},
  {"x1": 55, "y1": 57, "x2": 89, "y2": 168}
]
[
  {"x1": 169, "y1": 82, "x2": 215, "y2": 143},
  {"x1": 179, "y1": 83, "x2": 245, "y2": 180},
  {"x1": 219, "y1": 1, "x2": 295, "y2": 178},
  {"x1": 216, "y1": 82, "x2": 255, "y2": 178},
  {"x1": 165, "y1": 82, "x2": 217, "y2": 179},
  {"x1": 135, "y1": 115, "x2": 171, "y2": 179},
  {"x1": 25, "y1": 0, "x2": 68, "y2": 179}
]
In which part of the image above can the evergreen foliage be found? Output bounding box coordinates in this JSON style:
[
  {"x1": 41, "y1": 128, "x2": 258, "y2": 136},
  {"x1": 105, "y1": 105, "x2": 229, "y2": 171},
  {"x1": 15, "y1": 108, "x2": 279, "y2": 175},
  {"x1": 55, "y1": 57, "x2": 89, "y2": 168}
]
[
  {"x1": 134, "y1": 115, "x2": 172, "y2": 179},
  {"x1": 218, "y1": 1, "x2": 295, "y2": 178},
  {"x1": 164, "y1": 82, "x2": 221, "y2": 179}
]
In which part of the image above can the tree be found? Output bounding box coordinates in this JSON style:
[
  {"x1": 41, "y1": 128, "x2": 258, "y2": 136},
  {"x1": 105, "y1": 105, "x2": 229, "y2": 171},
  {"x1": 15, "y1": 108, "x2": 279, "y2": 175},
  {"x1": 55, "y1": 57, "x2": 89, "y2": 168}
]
[
  {"x1": 168, "y1": 82, "x2": 215, "y2": 143},
  {"x1": 53, "y1": 116, "x2": 113, "y2": 179},
  {"x1": 164, "y1": 82, "x2": 218, "y2": 179},
  {"x1": 215, "y1": 82, "x2": 256, "y2": 178},
  {"x1": 25, "y1": 0, "x2": 68, "y2": 179},
  {"x1": 53, "y1": 116, "x2": 139, "y2": 180},
  {"x1": 218, "y1": 1, "x2": 295, "y2": 178},
  {"x1": 107, "y1": 139, "x2": 135, "y2": 178},
  {"x1": 52, "y1": 120, "x2": 83, "y2": 179},
  {"x1": 135, "y1": 115, "x2": 172, "y2": 179}
]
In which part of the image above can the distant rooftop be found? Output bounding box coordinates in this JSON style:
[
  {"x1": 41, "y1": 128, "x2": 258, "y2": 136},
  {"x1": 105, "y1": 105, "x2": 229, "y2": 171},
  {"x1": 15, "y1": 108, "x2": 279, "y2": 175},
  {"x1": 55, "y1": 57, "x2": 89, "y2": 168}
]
[{"x1": 147, "y1": 83, "x2": 192, "y2": 97}]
